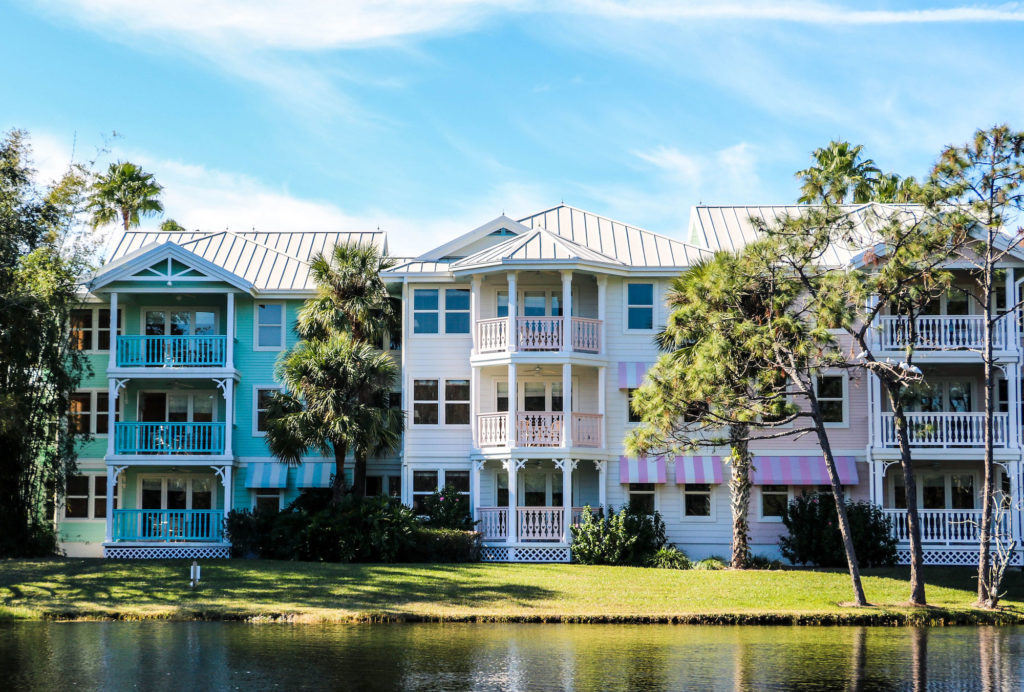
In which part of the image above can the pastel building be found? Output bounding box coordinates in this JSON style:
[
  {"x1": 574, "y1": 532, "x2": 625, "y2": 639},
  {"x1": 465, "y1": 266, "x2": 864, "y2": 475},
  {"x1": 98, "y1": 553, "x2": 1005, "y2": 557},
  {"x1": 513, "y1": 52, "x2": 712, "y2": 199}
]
[{"x1": 59, "y1": 204, "x2": 1024, "y2": 565}]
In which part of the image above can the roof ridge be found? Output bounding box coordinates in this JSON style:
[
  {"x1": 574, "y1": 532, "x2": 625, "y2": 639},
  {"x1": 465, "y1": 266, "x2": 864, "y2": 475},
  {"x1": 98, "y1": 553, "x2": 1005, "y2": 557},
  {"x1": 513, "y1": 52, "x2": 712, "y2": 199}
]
[{"x1": 524, "y1": 203, "x2": 709, "y2": 254}]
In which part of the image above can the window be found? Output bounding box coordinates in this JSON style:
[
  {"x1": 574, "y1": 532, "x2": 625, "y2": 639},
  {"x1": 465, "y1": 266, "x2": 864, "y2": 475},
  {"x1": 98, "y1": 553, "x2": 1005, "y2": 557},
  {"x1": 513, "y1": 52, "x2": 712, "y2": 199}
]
[
  {"x1": 64, "y1": 474, "x2": 108, "y2": 519},
  {"x1": 255, "y1": 303, "x2": 285, "y2": 350},
  {"x1": 70, "y1": 391, "x2": 119, "y2": 436},
  {"x1": 761, "y1": 485, "x2": 789, "y2": 520},
  {"x1": 627, "y1": 389, "x2": 642, "y2": 423},
  {"x1": 70, "y1": 307, "x2": 122, "y2": 351},
  {"x1": 497, "y1": 291, "x2": 509, "y2": 318},
  {"x1": 365, "y1": 476, "x2": 383, "y2": 496},
  {"x1": 140, "y1": 475, "x2": 216, "y2": 510},
  {"x1": 682, "y1": 484, "x2": 712, "y2": 518},
  {"x1": 816, "y1": 375, "x2": 846, "y2": 425},
  {"x1": 445, "y1": 470, "x2": 471, "y2": 516},
  {"x1": 445, "y1": 380, "x2": 470, "y2": 425},
  {"x1": 445, "y1": 288, "x2": 470, "y2": 334},
  {"x1": 389, "y1": 391, "x2": 402, "y2": 410},
  {"x1": 891, "y1": 471, "x2": 978, "y2": 510},
  {"x1": 413, "y1": 380, "x2": 439, "y2": 424},
  {"x1": 388, "y1": 476, "x2": 402, "y2": 498},
  {"x1": 413, "y1": 289, "x2": 439, "y2": 334},
  {"x1": 496, "y1": 382, "x2": 509, "y2": 412},
  {"x1": 412, "y1": 470, "x2": 438, "y2": 513},
  {"x1": 252, "y1": 489, "x2": 282, "y2": 513},
  {"x1": 626, "y1": 283, "x2": 655, "y2": 330},
  {"x1": 628, "y1": 483, "x2": 656, "y2": 514},
  {"x1": 254, "y1": 387, "x2": 282, "y2": 435}
]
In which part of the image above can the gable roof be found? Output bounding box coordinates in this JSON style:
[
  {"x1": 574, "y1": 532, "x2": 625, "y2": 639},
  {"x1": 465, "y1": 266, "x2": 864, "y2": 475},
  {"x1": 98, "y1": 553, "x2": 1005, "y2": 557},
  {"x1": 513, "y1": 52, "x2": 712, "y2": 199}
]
[
  {"x1": 89, "y1": 241, "x2": 255, "y2": 293},
  {"x1": 417, "y1": 215, "x2": 527, "y2": 261},
  {"x1": 450, "y1": 226, "x2": 625, "y2": 273}
]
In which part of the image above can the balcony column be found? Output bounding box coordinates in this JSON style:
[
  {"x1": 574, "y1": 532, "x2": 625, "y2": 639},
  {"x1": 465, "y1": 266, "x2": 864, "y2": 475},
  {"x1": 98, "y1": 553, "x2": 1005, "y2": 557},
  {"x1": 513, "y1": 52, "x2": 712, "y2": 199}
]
[
  {"x1": 471, "y1": 366, "x2": 481, "y2": 448},
  {"x1": 562, "y1": 362, "x2": 572, "y2": 447},
  {"x1": 226, "y1": 291, "x2": 235, "y2": 369},
  {"x1": 507, "y1": 271, "x2": 518, "y2": 352},
  {"x1": 471, "y1": 275, "x2": 482, "y2": 355},
  {"x1": 507, "y1": 362, "x2": 517, "y2": 447},
  {"x1": 561, "y1": 270, "x2": 573, "y2": 352},
  {"x1": 104, "y1": 468, "x2": 117, "y2": 543},
  {"x1": 107, "y1": 291, "x2": 118, "y2": 370},
  {"x1": 869, "y1": 373, "x2": 883, "y2": 449},
  {"x1": 596, "y1": 276, "x2": 607, "y2": 353},
  {"x1": 559, "y1": 458, "x2": 575, "y2": 543},
  {"x1": 218, "y1": 379, "x2": 234, "y2": 457},
  {"x1": 106, "y1": 378, "x2": 117, "y2": 459},
  {"x1": 595, "y1": 460, "x2": 607, "y2": 512},
  {"x1": 1008, "y1": 362, "x2": 1020, "y2": 448},
  {"x1": 222, "y1": 466, "x2": 233, "y2": 523},
  {"x1": 598, "y1": 366, "x2": 606, "y2": 447},
  {"x1": 506, "y1": 459, "x2": 521, "y2": 544},
  {"x1": 470, "y1": 460, "x2": 483, "y2": 522}
]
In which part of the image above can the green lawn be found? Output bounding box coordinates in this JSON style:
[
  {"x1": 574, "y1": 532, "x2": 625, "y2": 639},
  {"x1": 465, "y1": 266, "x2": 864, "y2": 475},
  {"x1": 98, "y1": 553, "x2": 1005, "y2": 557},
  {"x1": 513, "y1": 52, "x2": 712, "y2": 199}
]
[{"x1": 2, "y1": 559, "x2": 1023, "y2": 624}]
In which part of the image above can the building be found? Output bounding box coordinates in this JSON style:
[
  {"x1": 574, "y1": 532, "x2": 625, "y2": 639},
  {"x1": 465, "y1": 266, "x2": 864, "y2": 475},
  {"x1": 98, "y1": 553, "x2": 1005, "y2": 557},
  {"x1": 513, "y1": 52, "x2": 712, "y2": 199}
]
[{"x1": 59, "y1": 203, "x2": 1024, "y2": 565}]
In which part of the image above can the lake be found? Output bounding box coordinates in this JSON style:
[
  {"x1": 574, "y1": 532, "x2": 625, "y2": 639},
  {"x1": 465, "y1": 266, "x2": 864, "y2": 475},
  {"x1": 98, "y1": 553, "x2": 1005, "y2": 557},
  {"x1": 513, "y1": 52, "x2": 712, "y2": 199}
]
[{"x1": 1, "y1": 622, "x2": 1020, "y2": 690}]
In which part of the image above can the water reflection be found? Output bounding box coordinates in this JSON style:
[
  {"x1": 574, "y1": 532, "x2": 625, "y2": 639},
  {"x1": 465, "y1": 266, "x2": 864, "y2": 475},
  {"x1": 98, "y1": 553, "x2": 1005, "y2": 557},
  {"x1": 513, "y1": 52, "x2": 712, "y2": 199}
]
[{"x1": 1, "y1": 622, "x2": 1022, "y2": 691}]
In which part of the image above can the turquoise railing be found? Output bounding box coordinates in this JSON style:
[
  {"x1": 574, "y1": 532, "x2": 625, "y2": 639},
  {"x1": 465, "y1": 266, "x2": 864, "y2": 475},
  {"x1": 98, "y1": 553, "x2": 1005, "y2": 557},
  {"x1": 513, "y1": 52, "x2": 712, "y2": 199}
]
[
  {"x1": 116, "y1": 335, "x2": 227, "y2": 367},
  {"x1": 114, "y1": 422, "x2": 226, "y2": 455},
  {"x1": 112, "y1": 509, "x2": 224, "y2": 542}
]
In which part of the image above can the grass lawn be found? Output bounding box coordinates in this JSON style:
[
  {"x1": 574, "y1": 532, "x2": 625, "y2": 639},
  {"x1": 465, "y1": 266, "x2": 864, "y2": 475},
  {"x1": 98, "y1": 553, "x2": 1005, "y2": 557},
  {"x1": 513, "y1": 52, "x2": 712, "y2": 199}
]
[{"x1": 2, "y1": 559, "x2": 1023, "y2": 624}]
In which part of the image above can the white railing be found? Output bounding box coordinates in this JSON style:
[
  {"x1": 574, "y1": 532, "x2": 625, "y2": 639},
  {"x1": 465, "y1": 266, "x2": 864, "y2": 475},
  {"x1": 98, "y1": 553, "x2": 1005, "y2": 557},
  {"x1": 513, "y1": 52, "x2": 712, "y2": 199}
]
[
  {"x1": 570, "y1": 317, "x2": 601, "y2": 352},
  {"x1": 477, "y1": 413, "x2": 509, "y2": 447},
  {"x1": 518, "y1": 317, "x2": 563, "y2": 351},
  {"x1": 477, "y1": 318, "x2": 508, "y2": 353},
  {"x1": 878, "y1": 315, "x2": 1006, "y2": 350},
  {"x1": 518, "y1": 507, "x2": 564, "y2": 541},
  {"x1": 879, "y1": 412, "x2": 1008, "y2": 448},
  {"x1": 516, "y1": 412, "x2": 564, "y2": 447},
  {"x1": 478, "y1": 507, "x2": 509, "y2": 540},
  {"x1": 884, "y1": 508, "x2": 1011, "y2": 545},
  {"x1": 572, "y1": 413, "x2": 603, "y2": 447}
]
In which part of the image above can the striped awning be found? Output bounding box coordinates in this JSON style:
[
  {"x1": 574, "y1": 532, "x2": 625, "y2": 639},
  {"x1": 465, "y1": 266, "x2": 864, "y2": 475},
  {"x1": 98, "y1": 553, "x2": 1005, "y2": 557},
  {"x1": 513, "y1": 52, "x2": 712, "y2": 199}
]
[
  {"x1": 297, "y1": 462, "x2": 354, "y2": 488},
  {"x1": 752, "y1": 456, "x2": 859, "y2": 486},
  {"x1": 619, "y1": 456, "x2": 667, "y2": 484},
  {"x1": 674, "y1": 456, "x2": 724, "y2": 484},
  {"x1": 245, "y1": 462, "x2": 289, "y2": 489},
  {"x1": 618, "y1": 362, "x2": 655, "y2": 389}
]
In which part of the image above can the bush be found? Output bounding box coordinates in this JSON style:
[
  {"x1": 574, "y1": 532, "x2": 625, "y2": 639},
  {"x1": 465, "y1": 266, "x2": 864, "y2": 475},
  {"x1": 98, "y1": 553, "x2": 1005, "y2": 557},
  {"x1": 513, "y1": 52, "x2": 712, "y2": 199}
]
[
  {"x1": 421, "y1": 484, "x2": 475, "y2": 530},
  {"x1": 570, "y1": 505, "x2": 667, "y2": 566},
  {"x1": 405, "y1": 528, "x2": 482, "y2": 562},
  {"x1": 692, "y1": 556, "x2": 727, "y2": 570},
  {"x1": 747, "y1": 554, "x2": 784, "y2": 570},
  {"x1": 779, "y1": 491, "x2": 897, "y2": 568},
  {"x1": 648, "y1": 546, "x2": 691, "y2": 569},
  {"x1": 225, "y1": 509, "x2": 277, "y2": 558}
]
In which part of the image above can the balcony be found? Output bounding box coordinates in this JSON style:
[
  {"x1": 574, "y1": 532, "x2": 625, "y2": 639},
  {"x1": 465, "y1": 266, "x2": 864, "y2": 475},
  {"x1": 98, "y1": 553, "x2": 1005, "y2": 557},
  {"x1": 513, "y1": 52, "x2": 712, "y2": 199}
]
[
  {"x1": 477, "y1": 506, "x2": 592, "y2": 542},
  {"x1": 878, "y1": 412, "x2": 1008, "y2": 448},
  {"x1": 884, "y1": 508, "x2": 1010, "y2": 545},
  {"x1": 476, "y1": 412, "x2": 603, "y2": 448},
  {"x1": 476, "y1": 317, "x2": 602, "y2": 354},
  {"x1": 116, "y1": 335, "x2": 227, "y2": 367},
  {"x1": 114, "y1": 422, "x2": 226, "y2": 455},
  {"x1": 111, "y1": 509, "x2": 224, "y2": 542},
  {"x1": 877, "y1": 315, "x2": 1007, "y2": 351}
]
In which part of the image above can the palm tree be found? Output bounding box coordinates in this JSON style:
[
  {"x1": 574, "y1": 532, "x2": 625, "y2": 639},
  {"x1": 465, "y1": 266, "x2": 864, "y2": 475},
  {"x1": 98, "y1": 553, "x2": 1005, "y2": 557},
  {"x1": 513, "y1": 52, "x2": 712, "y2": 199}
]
[
  {"x1": 88, "y1": 161, "x2": 164, "y2": 231},
  {"x1": 265, "y1": 333, "x2": 400, "y2": 503},
  {"x1": 874, "y1": 173, "x2": 921, "y2": 203},
  {"x1": 796, "y1": 141, "x2": 881, "y2": 204}
]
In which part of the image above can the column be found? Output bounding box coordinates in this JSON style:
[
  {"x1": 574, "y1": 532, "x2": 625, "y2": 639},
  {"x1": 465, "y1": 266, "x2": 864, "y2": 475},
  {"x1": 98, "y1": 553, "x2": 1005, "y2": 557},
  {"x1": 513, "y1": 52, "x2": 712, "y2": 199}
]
[
  {"x1": 106, "y1": 379, "x2": 117, "y2": 458},
  {"x1": 222, "y1": 466, "x2": 233, "y2": 523},
  {"x1": 507, "y1": 460, "x2": 519, "y2": 544},
  {"x1": 598, "y1": 366, "x2": 606, "y2": 447},
  {"x1": 869, "y1": 373, "x2": 883, "y2": 449},
  {"x1": 1008, "y1": 363, "x2": 1020, "y2": 448},
  {"x1": 596, "y1": 460, "x2": 607, "y2": 511},
  {"x1": 107, "y1": 291, "x2": 118, "y2": 370},
  {"x1": 507, "y1": 271, "x2": 518, "y2": 352},
  {"x1": 104, "y1": 469, "x2": 117, "y2": 542},
  {"x1": 224, "y1": 379, "x2": 234, "y2": 457},
  {"x1": 561, "y1": 458, "x2": 573, "y2": 543},
  {"x1": 471, "y1": 275, "x2": 482, "y2": 354},
  {"x1": 507, "y1": 362, "x2": 517, "y2": 447},
  {"x1": 596, "y1": 276, "x2": 607, "y2": 354},
  {"x1": 562, "y1": 362, "x2": 572, "y2": 447},
  {"x1": 470, "y1": 460, "x2": 482, "y2": 522},
  {"x1": 1005, "y1": 268, "x2": 1016, "y2": 350},
  {"x1": 561, "y1": 270, "x2": 573, "y2": 352},
  {"x1": 226, "y1": 291, "x2": 235, "y2": 369},
  {"x1": 471, "y1": 366, "x2": 481, "y2": 448}
]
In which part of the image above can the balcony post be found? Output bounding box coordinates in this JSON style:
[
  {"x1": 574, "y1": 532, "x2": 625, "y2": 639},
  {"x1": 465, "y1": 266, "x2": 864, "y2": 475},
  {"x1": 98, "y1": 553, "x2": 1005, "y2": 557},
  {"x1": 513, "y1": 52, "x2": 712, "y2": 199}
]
[
  {"x1": 507, "y1": 362, "x2": 517, "y2": 447},
  {"x1": 226, "y1": 291, "x2": 235, "y2": 370},
  {"x1": 507, "y1": 271, "x2": 518, "y2": 352},
  {"x1": 561, "y1": 270, "x2": 573, "y2": 352},
  {"x1": 471, "y1": 366, "x2": 481, "y2": 448},
  {"x1": 223, "y1": 466, "x2": 232, "y2": 524},
  {"x1": 106, "y1": 378, "x2": 117, "y2": 459},
  {"x1": 595, "y1": 460, "x2": 607, "y2": 512},
  {"x1": 219, "y1": 379, "x2": 234, "y2": 457},
  {"x1": 104, "y1": 468, "x2": 116, "y2": 542},
  {"x1": 598, "y1": 366, "x2": 606, "y2": 446},
  {"x1": 562, "y1": 362, "x2": 572, "y2": 447},
  {"x1": 506, "y1": 459, "x2": 520, "y2": 544},
  {"x1": 559, "y1": 458, "x2": 574, "y2": 543},
  {"x1": 471, "y1": 275, "x2": 481, "y2": 355},
  {"x1": 471, "y1": 460, "x2": 483, "y2": 522},
  {"x1": 108, "y1": 291, "x2": 118, "y2": 370},
  {"x1": 596, "y1": 276, "x2": 607, "y2": 353}
]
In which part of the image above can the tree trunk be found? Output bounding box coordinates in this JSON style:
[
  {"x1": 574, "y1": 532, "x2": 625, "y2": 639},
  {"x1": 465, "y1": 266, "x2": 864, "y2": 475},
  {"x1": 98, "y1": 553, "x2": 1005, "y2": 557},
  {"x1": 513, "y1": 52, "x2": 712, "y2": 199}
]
[
  {"x1": 121, "y1": 209, "x2": 130, "y2": 231},
  {"x1": 352, "y1": 446, "x2": 368, "y2": 498},
  {"x1": 728, "y1": 424, "x2": 753, "y2": 569},
  {"x1": 978, "y1": 272, "x2": 995, "y2": 607},
  {"x1": 887, "y1": 386, "x2": 927, "y2": 606},
  {"x1": 331, "y1": 441, "x2": 348, "y2": 504}
]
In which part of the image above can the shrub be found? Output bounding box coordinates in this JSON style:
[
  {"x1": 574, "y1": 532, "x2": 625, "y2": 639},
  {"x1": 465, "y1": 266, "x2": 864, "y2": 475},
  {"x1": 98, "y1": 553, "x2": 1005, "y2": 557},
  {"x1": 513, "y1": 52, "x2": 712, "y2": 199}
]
[
  {"x1": 692, "y1": 556, "x2": 727, "y2": 570},
  {"x1": 747, "y1": 554, "x2": 784, "y2": 570},
  {"x1": 405, "y1": 528, "x2": 482, "y2": 562},
  {"x1": 225, "y1": 509, "x2": 277, "y2": 558},
  {"x1": 648, "y1": 546, "x2": 691, "y2": 569},
  {"x1": 421, "y1": 484, "x2": 475, "y2": 530},
  {"x1": 779, "y1": 491, "x2": 897, "y2": 568},
  {"x1": 570, "y1": 505, "x2": 667, "y2": 566}
]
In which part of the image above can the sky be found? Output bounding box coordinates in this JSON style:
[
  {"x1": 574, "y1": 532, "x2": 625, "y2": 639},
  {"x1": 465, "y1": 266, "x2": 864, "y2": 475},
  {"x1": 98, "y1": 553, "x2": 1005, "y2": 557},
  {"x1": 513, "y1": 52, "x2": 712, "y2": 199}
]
[{"x1": 2, "y1": 0, "x2": 1023, "y2": 255}]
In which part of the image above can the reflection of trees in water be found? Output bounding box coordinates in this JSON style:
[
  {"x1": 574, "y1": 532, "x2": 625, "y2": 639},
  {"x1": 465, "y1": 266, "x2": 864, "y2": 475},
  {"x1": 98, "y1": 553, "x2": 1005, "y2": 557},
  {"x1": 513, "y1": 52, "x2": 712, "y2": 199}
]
[{"x1": 910, "y1": 627, "x2": 927, "y2": 692}]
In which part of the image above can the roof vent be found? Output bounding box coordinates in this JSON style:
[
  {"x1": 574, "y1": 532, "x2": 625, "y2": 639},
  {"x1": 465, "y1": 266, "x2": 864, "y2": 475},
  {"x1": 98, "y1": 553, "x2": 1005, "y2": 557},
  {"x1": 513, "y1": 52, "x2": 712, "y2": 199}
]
[{"x1": 489, "y1": 228, "x2": 517, "y2": 237}]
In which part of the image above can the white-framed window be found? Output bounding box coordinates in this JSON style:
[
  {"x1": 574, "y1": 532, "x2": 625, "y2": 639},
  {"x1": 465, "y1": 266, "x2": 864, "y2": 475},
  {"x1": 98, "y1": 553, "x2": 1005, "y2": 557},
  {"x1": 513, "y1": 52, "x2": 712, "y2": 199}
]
[
  {"x1": 365, "y1": 474, "x2": 401, "y2": 498},
  {"x1": 412, "y1": 469, "x2": 439, "y2": 513},
  {"x1": 411, "y1": 468, "x2": 468, "y2": 513},
  {"x1": 759, "y1": 485, "x2": 790, "y2": 521},
  {"x1": 70, "y1": 390, "x2": 120, "y2": 436},
  {"x1": 444, "y1": 380, "x2": 471, "y2": 424},
  {"x1": 251, "y1": 488, "x2": 283, "y2": 513},
  {"x1": 445, "y1": 288, "x2": 470, "y2": 333},
  {"x1": 64, "y1": 473, "x2": 108, "y2": 520},
  {"x1": 681, "y1": 484, "x2": 713, "y2": 519},
  {"x1": 253, "y1": 386, "x2": 283, "y2": 436},
  {"x1": 138, "y1": 474, "x2": 216, "y2": 510},
  {"x1": 413, "y1": 288, "x2": 471, "y2": 335},
  {"x1": 815, "y1": 373, "x2": 848, "y2": 427},
  {"x1": 626, "y1": 282, "x2": 655, "y2": 331},
  {"x1": 254, "y1": 302, "x2": 285, "y2": 351},
  {"x1": 627, "y1": 482, "x2": 656, "y2": 514},
  {"x1": 70, "y1": 307, "x2": 123, "y2": 352},
  {"x1": 627, "y1": 388, "x2": 642, "y2": 423},
  {"x1": 412, "y1": 379, "x2": 470, "y2": 425},
  {"x1": 143, "y1": 307, "x2": 218, "y2": 336},
  {"x1": 413, "y1": 379, "x2": 439, "y2": 424},
  {"x1": 413, "y1": 289, "x2": 439, "y2": 334},
  {"x1": 890, "y1": 471, "x2": 978, "y2": 510}
]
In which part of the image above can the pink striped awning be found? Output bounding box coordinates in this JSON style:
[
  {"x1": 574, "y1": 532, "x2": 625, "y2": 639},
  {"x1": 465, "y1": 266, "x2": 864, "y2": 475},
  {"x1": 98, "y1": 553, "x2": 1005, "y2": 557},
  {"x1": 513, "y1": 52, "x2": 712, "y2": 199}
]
[
  {"x1": 674, "y1": 456, "x2": 725, "y2": 484},
  {"x1": 751, "y1": 456, "x2": 859, "y2": 486},
  {"x1": 618, "y1": 362, "x2": 655, "y2": 389},
  {"x1": 619, "y1": 456, "x2": 667, "y2": 484}
]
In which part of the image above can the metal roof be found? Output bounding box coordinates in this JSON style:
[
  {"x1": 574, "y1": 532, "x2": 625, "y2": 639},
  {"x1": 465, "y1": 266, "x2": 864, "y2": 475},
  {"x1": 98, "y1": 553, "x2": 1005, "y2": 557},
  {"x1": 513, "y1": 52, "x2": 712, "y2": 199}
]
[{"x1": 450, "y1": 227, "x2": 625, "y2": 270}]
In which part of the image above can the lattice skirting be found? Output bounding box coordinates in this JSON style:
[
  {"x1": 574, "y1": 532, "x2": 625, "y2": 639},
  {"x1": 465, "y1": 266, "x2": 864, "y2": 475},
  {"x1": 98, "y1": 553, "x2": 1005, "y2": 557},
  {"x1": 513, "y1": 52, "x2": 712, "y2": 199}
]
[
  {"x1": 104, "y1": 545, "x2": 231, "y2": 559},
  {"x1": 896, "y1": 548, "x2": 1023, "y2": 566},
  {"x1": 481, "y1": 545, "x2": 571, "y2": 563}
]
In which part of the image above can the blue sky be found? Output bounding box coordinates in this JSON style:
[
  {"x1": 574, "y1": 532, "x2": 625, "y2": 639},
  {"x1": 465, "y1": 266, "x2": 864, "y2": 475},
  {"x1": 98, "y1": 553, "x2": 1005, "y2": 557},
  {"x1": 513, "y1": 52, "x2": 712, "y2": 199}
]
[{"x1": 2, "y1": 1, "x2": 1023, "y2": 254}]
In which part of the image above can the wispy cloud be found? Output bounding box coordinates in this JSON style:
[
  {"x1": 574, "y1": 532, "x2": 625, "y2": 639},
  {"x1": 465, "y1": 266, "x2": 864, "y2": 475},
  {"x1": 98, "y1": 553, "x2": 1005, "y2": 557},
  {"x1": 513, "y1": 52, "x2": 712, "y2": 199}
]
[{"x1": 634, "y1": 142, "x2": 762, "y2": 204}]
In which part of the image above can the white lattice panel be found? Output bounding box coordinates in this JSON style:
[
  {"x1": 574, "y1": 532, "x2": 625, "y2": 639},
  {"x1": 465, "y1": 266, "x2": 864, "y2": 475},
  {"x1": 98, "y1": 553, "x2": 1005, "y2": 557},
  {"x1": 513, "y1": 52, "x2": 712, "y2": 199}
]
[
  {"x1": 104, "y1": 546, "x2": 231, "y2": 559},
  {"x1": 481, "y1": 546, "x2": 510, "y2": 562},
  {"x1": 896, "y1": 548, "x2": 1022, "y2": 566},
  {"x1": 480, "y1": 545, "x2": 571, "y2": 562}
]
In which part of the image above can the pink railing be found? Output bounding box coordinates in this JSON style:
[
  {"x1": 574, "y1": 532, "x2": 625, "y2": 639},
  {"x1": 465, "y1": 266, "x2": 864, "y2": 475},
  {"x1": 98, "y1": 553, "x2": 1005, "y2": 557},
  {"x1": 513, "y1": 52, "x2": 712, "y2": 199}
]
[
  {"x1": 477, "y1": 318, "x2": 508, "y2": 353},
  {"x1": 478, "y1": 507, "x2": 509, "y2": 540},
  {"x1": 570, "y1": 317, "x2": 601, "y2": 352},
  {"x1": 517, "y1": 317, "x2": 562, "y2": 350},
  {"x1": 518, "y1": 507, "x2": 564, "y2": 541},
  {"x1": 516, "y1": 412, "x2": 564, "y2": 446},
  {"x1": 477, "y1": 413, "x2": 509, "y2": 447},
  {"x1": 572, "y1": 413, "x2": 602, "y2": 447},
  {"x1": 477, "y1": 412, "x2": 603, "y2": 447},
  {"x1": 475, "y1": 317, "x2": 603, "y2": 353}
]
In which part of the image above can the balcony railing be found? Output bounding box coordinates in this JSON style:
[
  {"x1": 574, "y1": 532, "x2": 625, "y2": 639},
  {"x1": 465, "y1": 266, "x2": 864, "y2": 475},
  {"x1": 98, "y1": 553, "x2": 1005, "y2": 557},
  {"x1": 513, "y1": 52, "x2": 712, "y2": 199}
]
[
  {"x1": 878, "y1": 412, "x2": 1008, "y2": 448},
  {"x1": 478, "y1": 506, "x2": 594, "y2": 541},
  {"x1": 877, "y1": 315, "x2": 1006, "y2": 351},
  {"x1": 884, "y1": 508, "x2": 1010, "y2": 545},
  {"x1": 475, "y1": 317, "x2": 603, "y2": 353},
  {"x1": 478, "y1": 412, "x2": 508, "y2": 447},
  {"x1": 114, "y1": 422, "x2": 226, "y2": 455},
  {"x1": 112, "y1": 509, "x2": 224, "y2": 542},
  {"x1": 516, "y1": 412, "x2": 564, "y2": 447},
  {"x1": 116, "y1": 335, "x2": 227, "y2": 367},
  {"x1": 571, "y1": 412, "x2": 602, "y2": 447},
  {"x1": 477, "y1": 413, "x2": 603, "y2": 447},
  {"x1": 478, "y1": 507, "x2": 509, "y2": 540}
]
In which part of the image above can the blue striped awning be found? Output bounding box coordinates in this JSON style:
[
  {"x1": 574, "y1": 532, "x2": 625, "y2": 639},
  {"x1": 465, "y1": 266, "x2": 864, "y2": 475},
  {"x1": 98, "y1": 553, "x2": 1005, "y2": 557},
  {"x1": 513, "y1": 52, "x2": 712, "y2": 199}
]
[
  {"x1": 245, "y1": 462, "x2": 289, "y2": 489},
  {"x1": 297, "y1": 462, "x2": 353, "y2": 488}
]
